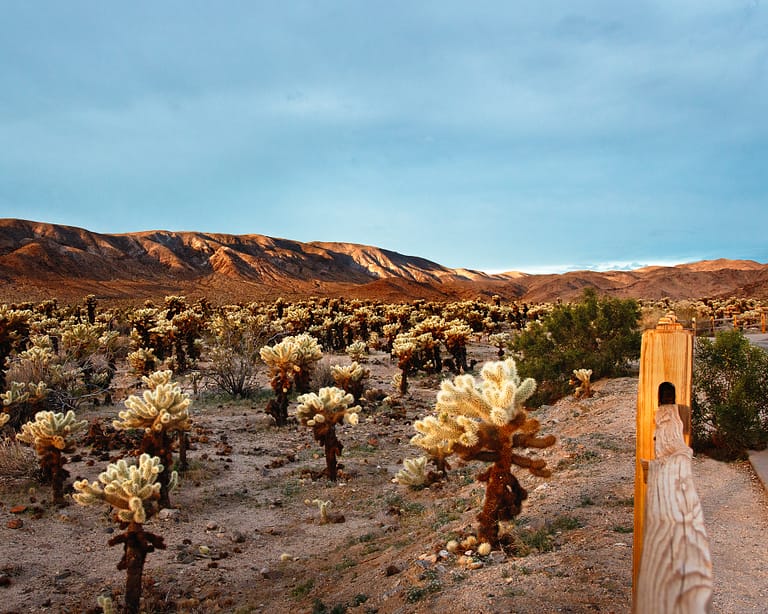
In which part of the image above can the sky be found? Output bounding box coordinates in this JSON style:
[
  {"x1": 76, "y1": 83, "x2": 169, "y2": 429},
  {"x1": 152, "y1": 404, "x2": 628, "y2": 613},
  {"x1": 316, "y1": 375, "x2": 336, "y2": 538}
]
[{"x1": 1, "y1": 1, "x2": 767, "y2": 274}]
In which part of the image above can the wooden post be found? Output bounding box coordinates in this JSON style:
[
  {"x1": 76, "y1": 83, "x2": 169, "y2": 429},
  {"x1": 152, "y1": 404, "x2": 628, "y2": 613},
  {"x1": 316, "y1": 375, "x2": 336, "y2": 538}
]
[
  {"x1": 762, "y1": 311, "x2": 766, "y2": 334},
  {"x1": 634, "y1": 404, "x2": 713, "y2": 613},
  {"x1": 634, "y1": 313, "x2": 693, "y2": 597}
]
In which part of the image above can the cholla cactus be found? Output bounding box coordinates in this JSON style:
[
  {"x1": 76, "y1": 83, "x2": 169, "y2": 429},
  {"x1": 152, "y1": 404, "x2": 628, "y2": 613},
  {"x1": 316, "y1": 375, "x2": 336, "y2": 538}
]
[
  {"x1": 392, "y1": 333, "x2": 417, "y2": 394},
  {"x1": 296, "y1": 386, "x2": 360, "y2": 481},
  {"x1": 1, "y1": 381, "x2": 50, "y2": 429},
  {"x1": 571, "y1": 368, "x2": 593, "y2": 399},
  {"x1": 260, "y1": 338, "x2": 301, "y2": 426},
  {"x1": 443, "y1": 320, "x2": 473, "y2": 373},
  {"x1": 289, "y1": 333, "x2": 323, "y2": 393},
  {"x1": 411, "y1": 358, "x2": 555, "y2": 544},
  {"x1": 345, "y1": 341, "x2": 368, "y2": 362},
  {"x1": 331, "y1": 361, "x2": 370, "y2": 403},
  {"x1": 114, "y1": 373, "x2": 191, "y2": 508},
  {"x1": 73, "y1": 454, "x2": 167, "y2": 614},
  {"x1": 304, "y1": 498, "x2": 342, "y2": 524},
  {"x1": 16, "y1": 409, "x2": 87, "y2": 505},
  {"x1": 488, "y1": 332, "x2": 511, "y2": 358},
  {"x1": 394, "y1": 456, "x2": 431, "y2": 488},
  {"x1": 0, "y1": 412, "x2": 8, "y2": 428},
  {"x1": 126, "y1": 347, "x2": 158, "y2": 376}
]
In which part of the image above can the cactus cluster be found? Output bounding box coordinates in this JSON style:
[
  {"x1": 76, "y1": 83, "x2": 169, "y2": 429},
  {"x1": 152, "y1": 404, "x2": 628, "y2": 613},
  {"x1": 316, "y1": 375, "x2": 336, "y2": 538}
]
[{"x1": 113, "y1": 370, "x2": 191, "y2": 508}]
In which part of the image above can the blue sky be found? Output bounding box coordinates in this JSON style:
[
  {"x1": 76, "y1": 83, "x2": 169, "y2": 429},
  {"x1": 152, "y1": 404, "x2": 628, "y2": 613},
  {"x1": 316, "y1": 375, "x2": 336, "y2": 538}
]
[{"x1": 1, "y1": 1, "x2": 767, "y2": 274}]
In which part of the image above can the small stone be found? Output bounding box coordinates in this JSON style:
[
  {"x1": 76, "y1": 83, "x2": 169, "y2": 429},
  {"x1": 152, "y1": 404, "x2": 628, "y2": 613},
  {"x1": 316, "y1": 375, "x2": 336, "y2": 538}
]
[
  {"x1": 438, "y1": 550, "x2": 452, "y2": 560},
  {"x1": 205, "y1": 522, "x2": 218, "y2": 531},
  {"x1": 260, "y1": 568, "x2": 282, "y2": 580},
  {"x1": 6, "y1": 519, "x2": 22, "y2": 529},
  {"x1": 489, "y1": 551, "x2": 507, "y2": 564},
  {"x1": 467, "y1": 560, "x2": 484, "y2": 570},
  {"x1": 230, "y1": 531, "x2": 246, "y2": 544},
  {"x1": 385, "y1": 564, "x2": 401, "y2": 577},
  {"x1": 0, "y1": 575, "x2": 11, "y2": 587},
  {"x1": 54, "y1": 570, "x2": 72, "y2": 581},
  {"x1": 9, "y1": 505, "x2": 26, "y2": 514},
  {"x1": 158, "y1": 508, "x2": 181, "y2": 521}
]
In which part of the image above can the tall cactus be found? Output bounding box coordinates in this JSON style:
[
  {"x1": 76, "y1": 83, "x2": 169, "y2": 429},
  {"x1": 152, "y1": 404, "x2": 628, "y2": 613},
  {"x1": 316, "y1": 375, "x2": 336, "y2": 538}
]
[
  {"x1": 113, "y1": 371, "x2": 190, "y2": 508},
  {"x1": 412, "y1": 358, "x2": 555, "y2": 544},
  {"x1": 74, "y1": 454, "x2": 170, "y2": 614}
]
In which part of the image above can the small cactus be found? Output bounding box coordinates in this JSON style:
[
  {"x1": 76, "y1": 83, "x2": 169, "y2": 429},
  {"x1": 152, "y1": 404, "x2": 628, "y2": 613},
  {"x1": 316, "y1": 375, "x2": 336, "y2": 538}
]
[
  {"x1": 16, "y1": 409, "x2": 87, "y2": 505},
  {"x1": 296, "y1": 386, "x2": 359, "y2": 481},
  {"x1": 571, "y1": 368, "x2": 593, "y2": 399},
  {"x1": 411, "y1": 359, "x2": 555, "y2": 545}
]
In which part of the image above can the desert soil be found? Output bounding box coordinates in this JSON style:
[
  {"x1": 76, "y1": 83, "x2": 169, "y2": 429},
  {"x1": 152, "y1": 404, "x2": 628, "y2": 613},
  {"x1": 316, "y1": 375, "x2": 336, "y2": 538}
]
[{"x1": 2, "y1": 341, "x2": 768, "y2": 614}]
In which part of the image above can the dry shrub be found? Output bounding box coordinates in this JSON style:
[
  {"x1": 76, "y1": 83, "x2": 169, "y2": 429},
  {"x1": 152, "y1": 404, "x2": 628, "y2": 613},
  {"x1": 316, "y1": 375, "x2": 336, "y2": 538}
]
[{"x1": 0, "y1": 438, "x2": 38, "y2": 485}]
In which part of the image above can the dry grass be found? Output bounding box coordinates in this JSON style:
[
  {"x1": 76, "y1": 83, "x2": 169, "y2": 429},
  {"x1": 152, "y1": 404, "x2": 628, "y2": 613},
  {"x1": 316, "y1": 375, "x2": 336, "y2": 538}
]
[{"x1": 0, "y1": 437, "x2": 38, "y2": 486}]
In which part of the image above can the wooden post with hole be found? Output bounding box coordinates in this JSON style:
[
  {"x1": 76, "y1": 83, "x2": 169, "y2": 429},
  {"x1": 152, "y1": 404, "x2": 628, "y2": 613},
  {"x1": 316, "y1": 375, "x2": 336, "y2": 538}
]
[{"x1": 633, "y1": 313, "x2": 693, "y2": 600}]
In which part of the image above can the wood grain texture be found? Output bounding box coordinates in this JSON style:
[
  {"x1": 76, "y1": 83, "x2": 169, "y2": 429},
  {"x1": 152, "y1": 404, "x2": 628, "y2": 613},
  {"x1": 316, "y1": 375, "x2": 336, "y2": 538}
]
[
  {"x1": 634, "y1": 404, "x2": 713, "y2": 614},
  {"x1": 634, "y1": 317, "x2": 693, "y2": 586}
]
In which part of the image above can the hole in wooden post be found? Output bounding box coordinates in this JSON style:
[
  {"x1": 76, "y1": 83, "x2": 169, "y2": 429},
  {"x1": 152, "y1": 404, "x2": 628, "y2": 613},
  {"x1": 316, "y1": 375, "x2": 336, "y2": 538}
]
[{"x1": 658, "y1": 382, "x2": 676, "y2": 405}]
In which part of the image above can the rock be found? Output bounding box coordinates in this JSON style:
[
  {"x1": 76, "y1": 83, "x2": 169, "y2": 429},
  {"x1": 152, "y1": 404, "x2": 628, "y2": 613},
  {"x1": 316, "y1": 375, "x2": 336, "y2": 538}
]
[
  {"x1": 230, "y1": 531, "x2": 247, "y2": 544},
  {"x1": 9, "y1": 505, "x2": 26, "y2": 514},
  {"x1": 158, "y1": 508, "x2": 181, "y2": 521},
  {"x1": 385, "y1": 564, "x2": 401, "y2": 576},
  {"x1": 260, "y1": 568, "x2": 282, "y2": 580},
  {"x1": 205, "y1": 522, "x2": 218, "y2": 531},
  {"x1": 6, "y1": 519, "x2": 22, "y2": 529},
  {"x1": 488, "y1": 551, "x2": 507, "y2": 564}
]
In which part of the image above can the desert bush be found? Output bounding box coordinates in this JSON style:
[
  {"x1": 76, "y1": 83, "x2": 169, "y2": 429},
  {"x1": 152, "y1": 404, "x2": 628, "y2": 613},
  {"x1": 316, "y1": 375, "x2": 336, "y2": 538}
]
[
  {"x1": 203, "y1": 310, "x2": 275, "y2": 398},
  {"x1": 692, "y1": 329, "x2": 768, "y2": 459},
  {"x1": 511, "y1": 288, "x2": 640, "y2": 405}
]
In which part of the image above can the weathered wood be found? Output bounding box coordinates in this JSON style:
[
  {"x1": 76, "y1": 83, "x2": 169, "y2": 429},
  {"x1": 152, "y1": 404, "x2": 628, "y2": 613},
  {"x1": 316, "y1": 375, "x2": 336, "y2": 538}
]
[
  {"x1": 634, "y1": 314, "x2": 693, "y2": 587},
  {"x1": 635, "y1": 404, "x2": 713, "y2": 614}
]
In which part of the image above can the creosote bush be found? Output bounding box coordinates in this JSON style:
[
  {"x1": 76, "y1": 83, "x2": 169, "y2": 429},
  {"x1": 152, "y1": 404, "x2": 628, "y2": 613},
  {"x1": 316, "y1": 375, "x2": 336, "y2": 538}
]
[
  {"x1": 693, "y1": 329, "x2": 768, "y2": 459},
  {"x1": 512, "y1": 288, "x2": 640, "y2": 406}
]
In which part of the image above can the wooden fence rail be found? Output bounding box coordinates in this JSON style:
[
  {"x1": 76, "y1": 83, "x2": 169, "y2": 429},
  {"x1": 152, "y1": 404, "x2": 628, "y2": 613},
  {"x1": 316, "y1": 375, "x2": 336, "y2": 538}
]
[{"x1": 634, "y1": 404, "x2": 713, "y2": 613}]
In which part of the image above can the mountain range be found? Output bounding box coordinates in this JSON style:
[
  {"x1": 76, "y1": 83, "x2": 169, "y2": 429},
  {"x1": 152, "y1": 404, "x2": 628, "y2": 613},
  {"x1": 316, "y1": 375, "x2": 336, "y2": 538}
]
[{"x1": 1, "y1": 218, "x2": 766, "y2": 305}]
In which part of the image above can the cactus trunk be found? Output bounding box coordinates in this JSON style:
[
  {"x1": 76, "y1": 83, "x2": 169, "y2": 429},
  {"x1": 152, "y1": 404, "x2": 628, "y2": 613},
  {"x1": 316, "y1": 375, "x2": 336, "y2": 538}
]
[
  {"x1": 140, "y1": 431, "x2": 173, "y2": 508},
  {"x1": 476, "y1": 442, "x2": 528, "y2": 545},
  {"x1": 110, "y1": 523, "x2": 166, "y2": 614}
]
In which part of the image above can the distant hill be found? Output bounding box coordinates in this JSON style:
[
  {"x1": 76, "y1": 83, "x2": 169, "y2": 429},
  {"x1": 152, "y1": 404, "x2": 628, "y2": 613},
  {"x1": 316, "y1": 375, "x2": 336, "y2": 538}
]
[{"x1": 0, "y1": 219, "x2": 766, "y2": 304}]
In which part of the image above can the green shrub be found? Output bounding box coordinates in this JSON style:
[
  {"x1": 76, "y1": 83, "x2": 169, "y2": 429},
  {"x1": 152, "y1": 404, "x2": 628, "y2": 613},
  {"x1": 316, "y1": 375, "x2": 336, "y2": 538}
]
[
  {"x1": 692, "y1": 329, "x2": 768, "y2": 459},
  {"x1": 511, "y1": 288, "x2": 641, "y2": 405}
]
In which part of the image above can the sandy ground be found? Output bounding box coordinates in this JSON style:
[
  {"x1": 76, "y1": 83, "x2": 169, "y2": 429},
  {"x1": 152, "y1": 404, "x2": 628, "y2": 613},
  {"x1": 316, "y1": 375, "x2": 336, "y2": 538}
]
[{"x1": 2, "y1": 343, "x2": 768, "y2": 614}]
